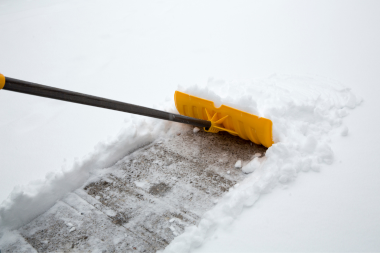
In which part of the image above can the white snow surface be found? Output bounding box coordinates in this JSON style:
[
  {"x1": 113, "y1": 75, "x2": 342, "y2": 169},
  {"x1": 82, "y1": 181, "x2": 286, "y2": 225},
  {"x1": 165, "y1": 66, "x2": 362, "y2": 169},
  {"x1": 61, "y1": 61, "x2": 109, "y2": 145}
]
[{"x1": 234, "y1": 160, "x2": 242, "y2": 169}]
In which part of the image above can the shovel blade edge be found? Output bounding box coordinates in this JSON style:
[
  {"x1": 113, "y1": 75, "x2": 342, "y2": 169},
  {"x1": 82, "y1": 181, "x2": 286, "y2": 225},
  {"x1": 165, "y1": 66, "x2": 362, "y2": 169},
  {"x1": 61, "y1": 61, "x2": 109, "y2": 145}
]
[{"x1": 174, "y1": 91, "x2": 273, "y2": 148}]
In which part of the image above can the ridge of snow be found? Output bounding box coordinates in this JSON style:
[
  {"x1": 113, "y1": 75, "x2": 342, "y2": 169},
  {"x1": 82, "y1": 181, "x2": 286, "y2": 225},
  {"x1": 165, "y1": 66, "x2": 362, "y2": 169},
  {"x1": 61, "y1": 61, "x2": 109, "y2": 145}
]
[
  {"x1": 161, "y1": 74, "x2": 361, "y2": 253},
  {"x1": 0, "y1": 102, "x2": 179, "y2": 232}
]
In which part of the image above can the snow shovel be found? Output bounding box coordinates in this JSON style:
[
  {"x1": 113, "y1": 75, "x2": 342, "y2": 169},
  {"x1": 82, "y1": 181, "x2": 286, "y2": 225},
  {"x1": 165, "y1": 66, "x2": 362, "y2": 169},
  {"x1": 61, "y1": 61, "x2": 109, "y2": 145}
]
[{"x1": 0, "y1": 74, "x2": 273, "y2": 147}]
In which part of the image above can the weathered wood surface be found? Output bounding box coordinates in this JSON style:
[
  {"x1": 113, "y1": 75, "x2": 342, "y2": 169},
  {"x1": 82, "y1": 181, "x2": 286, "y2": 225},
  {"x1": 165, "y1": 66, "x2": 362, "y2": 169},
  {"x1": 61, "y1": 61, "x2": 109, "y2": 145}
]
[{"x1": 2, "y1": 129, "x2": 266, "y2": 252}]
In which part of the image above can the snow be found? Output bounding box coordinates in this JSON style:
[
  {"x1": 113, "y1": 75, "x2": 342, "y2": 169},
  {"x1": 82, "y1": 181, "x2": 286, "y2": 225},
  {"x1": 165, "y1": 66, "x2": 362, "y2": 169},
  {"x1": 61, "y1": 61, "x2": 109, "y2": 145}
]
[
  {"x1": 234, "y1": 160, "x2": 242, "y2": 169},
  {"x1": 134, "y1": 180, "x2": 149, "y2": 189},
  {"x1": 0, "y1": 229, "x2": 37, "y2": 253},
  {"x1": 193, "y1": 127, "x2": 200, "y2": 133},
  {"x1": 1, "y1": 0, "x2": 380, "y2": 252},
  {"x1": 341, "y1": 126, "x2": 349, "y2": 136},
  {"x1": 242, "y1": 157, "x2": 264, "y2": 174}
]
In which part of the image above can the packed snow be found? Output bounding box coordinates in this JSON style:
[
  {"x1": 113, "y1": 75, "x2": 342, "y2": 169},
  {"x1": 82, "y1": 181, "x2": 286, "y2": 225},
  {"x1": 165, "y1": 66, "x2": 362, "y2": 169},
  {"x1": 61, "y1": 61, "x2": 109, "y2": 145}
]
[{"x1": 1, "y1": 0, "x2": 380, "y2": 252}]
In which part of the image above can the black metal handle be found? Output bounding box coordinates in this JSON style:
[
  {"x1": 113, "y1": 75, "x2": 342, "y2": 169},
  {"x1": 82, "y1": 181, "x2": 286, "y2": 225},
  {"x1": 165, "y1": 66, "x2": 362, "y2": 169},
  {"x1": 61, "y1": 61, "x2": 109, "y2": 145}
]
[{"x1": 2, "y1": 76, "x2": 212, "y2": 129}]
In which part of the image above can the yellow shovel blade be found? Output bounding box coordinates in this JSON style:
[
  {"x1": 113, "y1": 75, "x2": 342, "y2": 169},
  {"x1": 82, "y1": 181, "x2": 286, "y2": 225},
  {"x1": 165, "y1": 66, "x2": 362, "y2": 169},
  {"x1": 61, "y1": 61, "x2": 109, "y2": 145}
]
[{"x1": 174, "y1": 91, "x2": 273, "y2": 148}]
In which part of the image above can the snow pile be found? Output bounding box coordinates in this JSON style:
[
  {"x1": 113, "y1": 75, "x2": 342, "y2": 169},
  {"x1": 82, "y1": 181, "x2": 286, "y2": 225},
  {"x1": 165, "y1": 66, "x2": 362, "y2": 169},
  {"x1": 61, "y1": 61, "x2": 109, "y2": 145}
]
[
  {"x1": 162, "y1": 74, "x2": 361, "y2": 253},
  {"x1": 0, "y1": 102, "x2": 179, "y2": 232}
]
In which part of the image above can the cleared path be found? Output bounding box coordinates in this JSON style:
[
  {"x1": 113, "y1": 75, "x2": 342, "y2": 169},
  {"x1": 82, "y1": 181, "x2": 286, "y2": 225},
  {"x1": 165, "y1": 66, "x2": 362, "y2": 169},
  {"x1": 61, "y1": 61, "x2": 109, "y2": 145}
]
[{"x1": 2, "y1": 128, "x2": 266, "y2": 252}]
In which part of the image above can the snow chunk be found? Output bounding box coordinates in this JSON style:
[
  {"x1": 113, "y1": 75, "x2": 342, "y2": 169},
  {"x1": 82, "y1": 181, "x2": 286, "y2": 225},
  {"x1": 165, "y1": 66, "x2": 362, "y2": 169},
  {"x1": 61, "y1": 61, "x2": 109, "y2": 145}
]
[
  {"x1": 69, "y1": 227, "x2": 76, "y2": 233},
  {"x1": 104, "y1": 209, "x2": 117, "y2": 217},
  {"x1": 234, "y1": 160, "x2": 242, "y2": 168},
  {"x1": 193, "y1": 127, "x2": 200, "y2": 133},
  {"x1": 242, "y1": 157, "x2": 264, "y2": 174},
  {"x1": 134, "y1": 180, "x2": 148, "y2": 189}
]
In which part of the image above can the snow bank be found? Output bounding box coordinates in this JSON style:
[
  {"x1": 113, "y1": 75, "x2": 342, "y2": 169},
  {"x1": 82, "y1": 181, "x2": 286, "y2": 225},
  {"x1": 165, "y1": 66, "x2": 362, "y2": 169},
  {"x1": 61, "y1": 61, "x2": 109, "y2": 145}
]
[
  {"x1": 0, "y1": 103, "x2": 179, "y2": 232},
  {"x1": 161, "y1": 74, "x2": 361, "y2": 253}
]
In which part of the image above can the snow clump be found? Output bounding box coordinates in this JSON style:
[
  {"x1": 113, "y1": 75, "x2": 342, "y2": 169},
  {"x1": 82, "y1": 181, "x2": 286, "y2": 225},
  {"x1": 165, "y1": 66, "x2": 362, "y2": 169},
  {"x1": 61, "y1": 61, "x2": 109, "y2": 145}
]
[
  {"x1": 242, "y1": 157, "x2": 265, "y2": 173},
  {"x1": 234, "y1": 160, "x2": 242, "y2": 168}
]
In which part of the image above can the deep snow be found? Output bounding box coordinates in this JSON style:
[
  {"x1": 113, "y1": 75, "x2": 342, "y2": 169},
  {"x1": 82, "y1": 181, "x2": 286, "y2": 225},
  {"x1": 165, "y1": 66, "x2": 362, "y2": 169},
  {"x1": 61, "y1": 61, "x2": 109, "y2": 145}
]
[{"x1": 1, "y1": 0, "x2": 380, "y2": 252}]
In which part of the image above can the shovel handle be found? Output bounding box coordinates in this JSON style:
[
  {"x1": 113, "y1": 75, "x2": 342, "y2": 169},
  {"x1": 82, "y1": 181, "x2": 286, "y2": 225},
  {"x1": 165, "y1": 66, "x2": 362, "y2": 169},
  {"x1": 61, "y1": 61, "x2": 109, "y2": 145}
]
[{"x1": 0, "y1": 74, "x2": 212, "y2": 129}]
